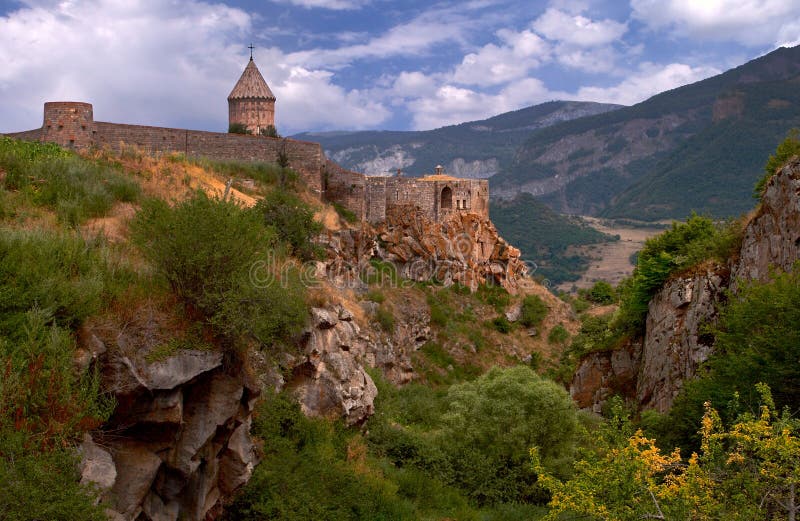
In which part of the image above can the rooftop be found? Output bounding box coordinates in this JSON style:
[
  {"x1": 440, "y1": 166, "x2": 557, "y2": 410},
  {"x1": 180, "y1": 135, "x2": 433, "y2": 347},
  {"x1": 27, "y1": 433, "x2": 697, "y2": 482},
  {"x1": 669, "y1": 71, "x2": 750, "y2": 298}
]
[{"x1": 228, "y1": 58, "x2": 276, "y2": 101}]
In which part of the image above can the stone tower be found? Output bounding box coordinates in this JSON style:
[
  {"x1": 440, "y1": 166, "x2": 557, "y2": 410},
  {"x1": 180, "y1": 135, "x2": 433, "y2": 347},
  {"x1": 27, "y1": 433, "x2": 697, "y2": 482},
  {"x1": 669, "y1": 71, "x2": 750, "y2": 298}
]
[
  {"x1": 227, "y1": 57, "x2": 276, "y2": 135},
  {"x1": 41, "y1": 101, "x2": 95, "y2": 149}
]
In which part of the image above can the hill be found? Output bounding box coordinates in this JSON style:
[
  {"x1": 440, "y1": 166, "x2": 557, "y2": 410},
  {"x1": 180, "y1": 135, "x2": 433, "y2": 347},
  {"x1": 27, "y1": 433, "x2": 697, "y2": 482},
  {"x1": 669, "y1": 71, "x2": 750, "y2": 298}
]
[
  {"x1": 293, "y1": 101, "x2": 622, "y2": 177},
  {"x1": 492, "y1": 45, "x2": 800, "y2": 220}
]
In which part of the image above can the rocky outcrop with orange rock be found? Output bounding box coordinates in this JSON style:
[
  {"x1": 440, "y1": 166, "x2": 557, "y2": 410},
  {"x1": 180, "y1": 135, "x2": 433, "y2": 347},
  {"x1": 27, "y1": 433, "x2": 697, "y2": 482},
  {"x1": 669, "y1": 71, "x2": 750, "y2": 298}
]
[
  {"x1": 374, "y1": 205, "x2": 528, "y2": 292},
  {"x1": 570, "y1": 159, "x2": 800, "y2": 413}
]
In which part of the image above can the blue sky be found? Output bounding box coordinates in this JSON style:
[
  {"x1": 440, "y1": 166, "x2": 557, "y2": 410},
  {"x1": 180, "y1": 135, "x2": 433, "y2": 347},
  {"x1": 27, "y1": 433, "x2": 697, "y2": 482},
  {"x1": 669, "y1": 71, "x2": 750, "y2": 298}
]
[{"x1": 1, "y1": 0, "x2": 799, "y2": 135}]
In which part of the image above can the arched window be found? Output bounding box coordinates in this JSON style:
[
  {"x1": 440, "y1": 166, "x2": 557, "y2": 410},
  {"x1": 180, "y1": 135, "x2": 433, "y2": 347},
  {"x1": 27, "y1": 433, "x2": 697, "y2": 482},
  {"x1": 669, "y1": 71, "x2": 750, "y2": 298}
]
[{"x1": 441, "y1": 186, "x2": 453, "y2": 209}]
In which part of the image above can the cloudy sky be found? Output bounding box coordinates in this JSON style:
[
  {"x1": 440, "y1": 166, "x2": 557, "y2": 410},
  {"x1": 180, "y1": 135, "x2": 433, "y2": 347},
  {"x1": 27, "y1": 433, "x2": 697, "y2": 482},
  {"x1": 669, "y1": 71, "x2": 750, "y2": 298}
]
[{"x1": 2, "y1": 0, "x2": 799, "y2": 135}]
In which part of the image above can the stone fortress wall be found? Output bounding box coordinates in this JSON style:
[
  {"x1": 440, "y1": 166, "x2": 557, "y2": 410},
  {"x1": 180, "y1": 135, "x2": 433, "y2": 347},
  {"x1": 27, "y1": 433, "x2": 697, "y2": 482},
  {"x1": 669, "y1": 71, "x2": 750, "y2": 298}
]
[{"x1": 5, "y1": 101, "x2": 489, "y2": 224}]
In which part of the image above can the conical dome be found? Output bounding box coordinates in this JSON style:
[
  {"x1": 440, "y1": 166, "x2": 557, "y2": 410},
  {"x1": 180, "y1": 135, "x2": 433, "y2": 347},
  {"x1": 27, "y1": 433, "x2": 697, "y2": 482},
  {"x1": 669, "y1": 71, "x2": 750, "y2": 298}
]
[{"x1": 228, "y1": 58, "x2": 275, "y2": 101}]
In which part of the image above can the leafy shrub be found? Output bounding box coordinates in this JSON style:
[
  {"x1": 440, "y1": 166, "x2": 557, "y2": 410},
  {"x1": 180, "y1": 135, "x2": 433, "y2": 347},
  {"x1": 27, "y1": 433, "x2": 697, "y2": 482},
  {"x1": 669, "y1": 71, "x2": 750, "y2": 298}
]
[
  {"x1": 584, "y1": 280, "x2": 616, "y2": 304},
  {"x1": 0, "y1": 430, "x2": 106, "y2": 521},
  {"x1": 489, "y1": 316, "x2": 513, "y2": 334},
  {"x1": 259, "y1": 125, "x2": 280, "y2": 138},
  {"x1": 439, "y1": 367, "x2": 579, "y2": 504},
  {"x1": 547, "y1": 324, "x2": 570, "y2": 345},
  {"x1": 364, "y1": 289, "x2": 385, "y2": 303},
  {"x1": 615, "y1": 213, "x2": 741, "y2": 332},
  {"x1": 476, "y1": 283, "x2": 510, "y2": 313},
  {"x1": 130, "y1": 191, "x2": 307, "y2": 349},
  {"x1": 376, "y1": 305, "x2": 395, "y2": 332},
  {"x1": 754, "y1": 128, "x2": 800, "y2": 199},
  {"x1": 193, "y1": 158, "x2": 295, "y2": 188},
  {"x1": 256, "y1": 189, "x2": 322, "y2": 261},
  {"x1": 0, "y1": 137, "x2": 140, "y2": 224},
  {"x1": 520, "y1": 294, "x2": 548, "y2": 328},
  {"x1": 228, "y1": 122, "x2": 251, "y2": 134},
  {"x1": 224, "y1": 393, "x2": 415, "y2": 521}
]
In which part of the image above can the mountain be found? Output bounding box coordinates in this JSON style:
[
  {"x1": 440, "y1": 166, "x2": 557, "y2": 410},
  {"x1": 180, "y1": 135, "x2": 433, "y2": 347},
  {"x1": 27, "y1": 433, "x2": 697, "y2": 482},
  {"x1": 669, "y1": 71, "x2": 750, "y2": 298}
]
[
  {"x1": 293, "y1": 101, "x2": 622, "y2": 178},
  {"x1": 493, "y1": 45, "x2": 800, "y2": 220}
]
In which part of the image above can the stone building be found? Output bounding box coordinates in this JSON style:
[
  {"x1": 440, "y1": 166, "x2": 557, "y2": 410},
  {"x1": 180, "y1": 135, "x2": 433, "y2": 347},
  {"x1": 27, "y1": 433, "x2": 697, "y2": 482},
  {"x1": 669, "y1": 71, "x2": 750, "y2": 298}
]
[
  {"x1": 3, "y1": 59, "x2": 488, "y2": 225},
  {"x1": 227, "y1": 57, "x2": 276, "y2": 135}
]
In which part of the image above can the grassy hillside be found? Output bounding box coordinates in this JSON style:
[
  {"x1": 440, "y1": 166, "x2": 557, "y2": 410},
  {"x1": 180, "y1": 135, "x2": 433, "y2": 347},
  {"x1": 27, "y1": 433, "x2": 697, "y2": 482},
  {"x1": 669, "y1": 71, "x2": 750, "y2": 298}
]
[
  {"x1": 493, "y1": 45, "x2": 800, "y2": 220},
  {"x1": 490, "y1": 193, "x2": 618, "y2": 285}
]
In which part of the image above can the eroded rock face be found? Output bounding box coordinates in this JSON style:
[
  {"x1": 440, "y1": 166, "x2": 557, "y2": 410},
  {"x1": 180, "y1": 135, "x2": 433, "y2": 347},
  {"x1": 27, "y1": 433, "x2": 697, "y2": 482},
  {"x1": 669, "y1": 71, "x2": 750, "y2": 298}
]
[
  {"x1": 636, "y1": 267, "x2": 727, "y2": 412},
  {"x1": 289, "y1": 306, "x2": 378, "y2": 425},
  {"x1": 732, "y1": 158, "x2": 800, "y2": 284},
  {"x1": 570, "y1": 340, "x2": 641, "y2": 413},
  {"x1": 570, "y1": 161, "x2": 800, "y2": 413},
  {"x1": 93, "y1": 346, "x2": 259, "y2": 521},
  {"x1": 375, "y1": 206, "x2": 528, "y2": 293}
]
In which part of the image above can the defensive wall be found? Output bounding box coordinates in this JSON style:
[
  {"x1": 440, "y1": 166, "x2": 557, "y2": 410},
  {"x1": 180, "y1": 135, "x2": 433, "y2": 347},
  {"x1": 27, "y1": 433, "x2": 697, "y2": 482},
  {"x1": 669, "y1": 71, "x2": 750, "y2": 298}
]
[
  {"x1": 5, "y1": 101, "x2": 490, "y2": 224},
  {"x1": 5, "y1": 102, "x2": 324, "y2": 196}
]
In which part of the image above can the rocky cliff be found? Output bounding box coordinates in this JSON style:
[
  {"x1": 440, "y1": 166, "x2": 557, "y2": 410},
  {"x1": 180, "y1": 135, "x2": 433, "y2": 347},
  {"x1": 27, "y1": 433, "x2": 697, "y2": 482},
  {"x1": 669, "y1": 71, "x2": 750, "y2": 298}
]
[{"x1": 571, "y1": 159, "x2": 800, "y2": 412}]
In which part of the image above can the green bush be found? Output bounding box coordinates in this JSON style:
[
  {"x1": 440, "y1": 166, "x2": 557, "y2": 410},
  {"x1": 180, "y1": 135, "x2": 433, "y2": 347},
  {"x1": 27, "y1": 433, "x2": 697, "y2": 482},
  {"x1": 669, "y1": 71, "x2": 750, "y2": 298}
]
[
  {"x1": 0, "y1": 430, "x2": 106, "y2": 521},
  {"x1": 489, "y1": 316, "x2": 513, "y2": 334},
  {"x1": 520, "y1": 294, "x2": 548, "y2": 328},
  {"x1": 259, "y1": 125, "x2": 280, "y2": 138},
  {"x1": 547, "y1": 324, "x2": 570, "y2": 345},
  {"x1": 476, "y1": 283, "x2": 511, "y2": 313},
  {"x1": 439, "y1": 366, "x2": 579, "y2": 504},
  {"x1": 130, "y1": 191, "x2": 307, "y2": 349},
  {"x1": 376, "y1": 306, "x2": 395, "y2": 332},
  {"x1": 332, "y1": 202, "x2": 358, "y2": 223},
  {"x1": 228, "y1": 122, "x2": 251, "y2": 134},
  {"x1": 615, "y1": 213, "x2": 741, "y2": 332},
  {"x1": 584, "y1": 280, "x2": 616, "y2": 304},
  {"x1": 754, "y1": 128, "x2": 800, "y2": 199},
  {"x1": 224, "y1": 393, "x2": 415, "y2": 521},
  {"x1": 256, "y1": 189, "x2": 322, "y2": 261},
  {"x1": 0, "y1": 137, "x2": 140, "y2": 225}
]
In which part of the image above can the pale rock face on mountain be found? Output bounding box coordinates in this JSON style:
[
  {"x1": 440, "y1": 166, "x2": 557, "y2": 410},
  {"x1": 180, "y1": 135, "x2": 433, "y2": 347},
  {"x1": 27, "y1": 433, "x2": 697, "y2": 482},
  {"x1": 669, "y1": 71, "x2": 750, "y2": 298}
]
[{"x1": 570, "y1": 160, "x2": 800, "y2": 412}]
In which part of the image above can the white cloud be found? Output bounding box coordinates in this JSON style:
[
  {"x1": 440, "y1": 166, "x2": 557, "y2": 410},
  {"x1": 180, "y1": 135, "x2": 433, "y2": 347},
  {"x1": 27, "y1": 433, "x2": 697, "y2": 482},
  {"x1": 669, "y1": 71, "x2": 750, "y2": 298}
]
[
  {"x1": 631, "y1": 0, "x2": 800, "y2": 47},
  {"x1": 532, "y1": 8, "x2": 627, "y2": 47},
  {"x1": 451, "y1": 29, "x2": 550, "y2": 86},
  {"x1": 406, "y1": 77, "x2": 567, "y2": 130},
  {"x1": 275, "y1": 0, "x2": 369, "y2": 9},
  {"x1": 574, "y1": 62, "x2": 720, "y2": 105},
  {"x1": 0, "y1": 0, "x2": 390, "y2": 134},
  {"x1": 276, "y1": 67, "x2": 389, "y2": 129}
]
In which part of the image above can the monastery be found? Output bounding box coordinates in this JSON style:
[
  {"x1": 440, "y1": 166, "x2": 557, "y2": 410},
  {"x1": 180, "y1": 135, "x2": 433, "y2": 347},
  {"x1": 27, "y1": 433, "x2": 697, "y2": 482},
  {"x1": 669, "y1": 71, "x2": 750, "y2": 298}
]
[{"x1": 4, "y1": 55, "x2": 489, "y2": 224}]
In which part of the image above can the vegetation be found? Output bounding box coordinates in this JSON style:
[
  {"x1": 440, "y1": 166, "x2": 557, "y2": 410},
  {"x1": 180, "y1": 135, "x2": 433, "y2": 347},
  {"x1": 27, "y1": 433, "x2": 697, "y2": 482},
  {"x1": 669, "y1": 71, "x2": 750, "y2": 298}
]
[
  {"x1": 615, "y1": 213, "x2": 741, "y2": 332},
  {"x1": 648, "y1": 266, "x2": 800, "y2": 452},
  {"x1": 582, "y1": 280, "x2": 616, "y2": 305},
  {"x1": 130, "y1": 191, "x2": 308, "y2": 351},
  {"x1": 491, "y1": 193, "x2": 618, "y2": 285},
  {"x1": 256, "y1": 189, "x2": 322, "y2": 260},
  {"x1": 520, "y1": 294, "x2": 548, "y2": 328},
  {"x1": 754, "y1": 128, "x2": 800, "y2": 198},
  {"x1": 0, "y1": 137, "x2": 140, "y2": 225},
  {"x1": 333, "y1": 201, "x2": 358, "y2": 223},
  {"x1": 534, "y1": 385, "x2": 800, "y2": 520},
  {"x1": 259, "y1": 125, "x2": 280, "y2": 138},
  {"x1": 228, "y1": 122, "x2": 251, "y2": 134}
]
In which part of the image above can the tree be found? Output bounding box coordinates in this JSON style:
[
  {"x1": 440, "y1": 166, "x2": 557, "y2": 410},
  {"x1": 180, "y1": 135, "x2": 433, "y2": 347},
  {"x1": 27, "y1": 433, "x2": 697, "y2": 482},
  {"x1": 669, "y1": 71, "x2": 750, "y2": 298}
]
[
  {"x1": 532, "y1": 385, "x2": 800, "y2": 520},
  {"x1": 440, "y1": 366, "x2": 579, "y2": 504},
  {"x1": 755, "y1": 128, "x2": 800, "y2": 199}
]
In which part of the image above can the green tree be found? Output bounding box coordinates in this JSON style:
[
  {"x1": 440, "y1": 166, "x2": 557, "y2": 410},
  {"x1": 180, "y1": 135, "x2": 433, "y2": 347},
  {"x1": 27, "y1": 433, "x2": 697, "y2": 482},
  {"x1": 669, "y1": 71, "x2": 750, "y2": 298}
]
[
  {"x1": 130, "y1": 191, "x2": 307, "y2": 349},
  {"x1": 256, "y1": 189, "x2": 322, "y2": 261},
  {"x1": 440, "y1": 366, "x2": 579, "y2": 504},
  {"x1": 228, "y1": 122, "x2": 251, "y2": 134},
  {"x1": 519, "y1": 294, "x2": 549, "y2": 328},
  {"x1": 755, "y1": 128, "x2": 800, "y2": 199}
]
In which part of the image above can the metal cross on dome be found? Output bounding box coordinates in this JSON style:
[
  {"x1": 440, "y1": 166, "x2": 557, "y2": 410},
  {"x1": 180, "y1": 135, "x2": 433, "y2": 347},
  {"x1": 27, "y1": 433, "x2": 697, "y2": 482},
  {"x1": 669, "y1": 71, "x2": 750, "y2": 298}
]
[{"x1": 248, "y1": 43, "x2": 255, "y2": 60}]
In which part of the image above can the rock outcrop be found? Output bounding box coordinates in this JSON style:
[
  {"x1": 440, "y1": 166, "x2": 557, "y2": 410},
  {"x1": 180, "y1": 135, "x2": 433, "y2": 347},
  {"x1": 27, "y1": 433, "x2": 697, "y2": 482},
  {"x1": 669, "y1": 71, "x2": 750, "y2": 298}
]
[
  {"x1": 636, "y1": 266, "x2": 727, "y2": 412},
  {"x1": 732, "y1": 158, "x2": 800, "y2": 283},
  {"x1": 80, "y1": 343, "x2": 258, "y2": 521},
  {"x1": 570, "y1": 160, "x2": 800, "y2": 413},
  {"x1": 375, "y1": 206, "x2": 528, "y2": 292},
  {"x1": 289, "y1": 306, "x2": 378, "y2": 425}
]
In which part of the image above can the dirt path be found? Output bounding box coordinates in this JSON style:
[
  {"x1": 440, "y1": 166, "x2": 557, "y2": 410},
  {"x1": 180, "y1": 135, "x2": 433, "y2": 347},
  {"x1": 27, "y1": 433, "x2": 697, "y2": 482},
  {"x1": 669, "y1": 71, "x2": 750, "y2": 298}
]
[{"x1": 558, "y1": 217, "x2": 665, "y2": 292}]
